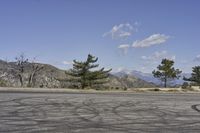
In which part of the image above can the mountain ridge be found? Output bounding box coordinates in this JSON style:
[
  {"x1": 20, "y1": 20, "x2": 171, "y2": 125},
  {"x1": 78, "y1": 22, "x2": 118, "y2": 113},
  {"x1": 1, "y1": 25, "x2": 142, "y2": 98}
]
[
  {"x1": 0, "y1": 60, "x2": 156, "y2": 88},
  {"x1": 112, "y1": 69, "x2": 191, "y2": 86}
]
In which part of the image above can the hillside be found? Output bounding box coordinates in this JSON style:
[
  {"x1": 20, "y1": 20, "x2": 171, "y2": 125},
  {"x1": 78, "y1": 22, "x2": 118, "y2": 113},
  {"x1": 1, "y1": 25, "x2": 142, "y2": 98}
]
[
  {"x1": 0, "y1": 60, "x2": 156, "y2": 88},
  {"x1": 108, "y1": 74, "x2": 156, "y2": 88},
  {"x1": 112, "y1": 69, "x2": 190, "y2": 86}
]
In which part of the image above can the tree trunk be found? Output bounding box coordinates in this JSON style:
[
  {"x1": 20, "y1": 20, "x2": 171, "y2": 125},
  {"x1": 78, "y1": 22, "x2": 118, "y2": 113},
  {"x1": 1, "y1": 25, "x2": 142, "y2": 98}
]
[
  {"x1": 81, "y1": 83, "x2": 85, "y2": 89},
  {"x1": 164, "y1": 77, "x2": 167, "y2": 88},
  {"x1": 28, "y1": 72, "x2": 36, "y2": 87},
  {"x1": 19, "y1": 74, "x2": 23, "y2": 87}
]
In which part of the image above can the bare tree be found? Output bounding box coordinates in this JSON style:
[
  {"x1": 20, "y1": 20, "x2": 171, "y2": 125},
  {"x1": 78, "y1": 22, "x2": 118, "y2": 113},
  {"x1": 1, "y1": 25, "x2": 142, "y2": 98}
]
[
  {"x1": 15, "y1": 54, "x2": 44, "y2": 87},
  {"x1": 15, "y1": 53, "x2": 28, "y2": 87},
  {"x1": 27, "y1": 60, "x2": 43, "y2": 87}
]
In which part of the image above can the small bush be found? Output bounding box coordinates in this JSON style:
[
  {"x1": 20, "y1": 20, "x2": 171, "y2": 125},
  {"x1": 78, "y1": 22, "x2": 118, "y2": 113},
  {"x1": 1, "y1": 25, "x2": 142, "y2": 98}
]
[
  {"x1": 167, "y1": 89, "x2": 179, "y2": 92},
  {"x1": 123, "y1": 87, "x2": 128, "y2": 91},
  {"x1": 0, "y1": 79, "x2": 7, "y2": 87},
  {"x1": 154, "y1": 88, "x2": 160, "y2": 91},
  {"x1": 182, "y1": 82, "x2": 189, "y2": 89},
  {"x1": 39, "y1": 84, "x2": 44, "y2": 88},
  {"x1": 110, "y1": 87, "x2": 114, "y2": 90},
  {"x1": 115, "y1": 87, "x2": 119, "y2": 90},
  {"x1": 27, "y1": 84, "x2": 32, "y2": 88}
]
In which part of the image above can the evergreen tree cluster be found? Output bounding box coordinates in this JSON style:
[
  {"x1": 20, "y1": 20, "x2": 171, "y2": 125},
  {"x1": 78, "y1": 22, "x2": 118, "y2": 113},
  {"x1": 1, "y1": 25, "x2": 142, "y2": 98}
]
[
  {"x1": 152, "y1": 59, "x2": 182, "y2": 88},
  {"x1": 184, "y1": 66, "x2": 200, "y2": 87},
  {"x1": 66, "y1": 54, "x2": 112, "y2": 89},
  {"x1": 152, "y1": 58, "x2": 200, "y2": 88}
]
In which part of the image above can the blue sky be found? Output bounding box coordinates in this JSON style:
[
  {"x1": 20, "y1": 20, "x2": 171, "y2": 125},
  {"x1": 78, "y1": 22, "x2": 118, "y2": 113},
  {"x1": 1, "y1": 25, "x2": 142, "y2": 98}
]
[{"x1": 0, "y1": 0, "x2": 200, "y2": 73}]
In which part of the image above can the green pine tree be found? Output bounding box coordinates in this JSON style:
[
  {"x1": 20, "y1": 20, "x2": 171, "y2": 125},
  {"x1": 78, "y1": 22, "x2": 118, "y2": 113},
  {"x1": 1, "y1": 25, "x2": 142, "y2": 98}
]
[
  {"x1": 152, "y1": 58, "x2": 182, "y2": 88},
  {"x1": 183, "y1": 66, "x2": 200, "y2": 87},
  {"x1": 66, "y1": 54, "x2": 112, "y2": 89}
]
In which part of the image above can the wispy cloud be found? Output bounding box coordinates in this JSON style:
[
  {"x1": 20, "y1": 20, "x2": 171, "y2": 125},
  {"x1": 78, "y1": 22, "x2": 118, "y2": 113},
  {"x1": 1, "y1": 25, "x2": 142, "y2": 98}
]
[
  {"x1": 141, "y1": 50, "x2": 176, "y2": 63},
  {"x1": 140, "y1": 51, "x2": 176, "y2": 72},
  {"x1": 132, "y1": 34, "x2": 169, "y2": 48},
  {"x1": 62, "y1": 61, "x2": 73, "y2": 65},
  {"x1": 111, "y1": 67, "x2": 132, "y2": 74},
  {"x1": 103, "y1": 23, "x2": 138, "y2": 39},
  {"x1": 118, "y1": 44, "x2": 130, "y2": 55},
  {"x1": 118, "y1": 44, "x2": 130, "y2": 49},
  {"x1": 194, "y1": 55, "x2": 200, "y2": 62}
]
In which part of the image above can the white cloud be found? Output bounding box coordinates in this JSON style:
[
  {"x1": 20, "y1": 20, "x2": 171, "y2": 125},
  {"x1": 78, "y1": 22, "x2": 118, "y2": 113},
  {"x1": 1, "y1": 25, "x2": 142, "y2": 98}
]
[
  {"x1": 141, "y1": 51, "x2": 176, "y2": 63},
  {"x1": 140, "y1": 51, "x2": 176, "y2": 72},
  {"x1": 118, "y1": 44, "x2": 130, "y2": 55},
  {"x1": 103, "y1": 23, "x2": 138, "y2": 39},
  {"x1": 62, "y1": 61, "x2": 73, "y2": 65},
  {"x1": 132, "y1": 34, "x2": 169, "y2": 48},
  {"x1": 112, "y1": 67, "x2": 125, "y2": 73},
  {"x1": 118, "y1": 32, "x2": 132, "y2": 38},
  {"x1": 118, "y1": 44, "x2": 130, "y2": 49},
  {"x1": 112, "y1": 67, "x2": 132, "y2": 74},
  {"x1": 194, "y1": 55, "x2": 200, "y2": 62}
]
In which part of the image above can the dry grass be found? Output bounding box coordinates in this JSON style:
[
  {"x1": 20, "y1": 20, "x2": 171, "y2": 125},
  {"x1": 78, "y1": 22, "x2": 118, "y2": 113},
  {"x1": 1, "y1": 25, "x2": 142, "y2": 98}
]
[
  {"x1": 131, "y1": 87, "x2": 200, "y2": 93},
  {"x1": 0, "y1": 87, "x2": 200, "y2": 93}
]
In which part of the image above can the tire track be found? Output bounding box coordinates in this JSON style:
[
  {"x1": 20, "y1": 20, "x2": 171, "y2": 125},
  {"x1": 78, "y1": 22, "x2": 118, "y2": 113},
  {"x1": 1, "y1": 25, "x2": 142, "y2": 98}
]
[{"x1": 191, "y1": 104, "x2": 200, "y2": 113}]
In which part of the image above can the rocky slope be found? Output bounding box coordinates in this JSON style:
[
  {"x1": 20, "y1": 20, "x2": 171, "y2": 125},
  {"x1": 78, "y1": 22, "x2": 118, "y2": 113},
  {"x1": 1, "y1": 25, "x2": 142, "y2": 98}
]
[{"x1": 0, "y1": 60, "x2": 156, "y2": 88}]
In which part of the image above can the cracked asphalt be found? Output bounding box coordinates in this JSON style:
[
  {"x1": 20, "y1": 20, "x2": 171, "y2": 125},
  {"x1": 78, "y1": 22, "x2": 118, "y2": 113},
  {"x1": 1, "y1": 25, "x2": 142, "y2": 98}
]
[{"x1": 0, "y1": 92, "x2": 200, "y2": 133}]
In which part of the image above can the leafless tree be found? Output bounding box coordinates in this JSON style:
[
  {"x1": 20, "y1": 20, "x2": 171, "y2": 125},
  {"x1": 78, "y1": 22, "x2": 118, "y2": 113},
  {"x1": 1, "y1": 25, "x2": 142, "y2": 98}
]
[
  {"x1": 15, "y1": 54, "x2": 44, "y2": 87},
  {"x1": 27, "y1": 60, "x2": 44, "y2": 87},
  {"x1": 15, "y1": 53, "x2": 28, "y2": 87}
]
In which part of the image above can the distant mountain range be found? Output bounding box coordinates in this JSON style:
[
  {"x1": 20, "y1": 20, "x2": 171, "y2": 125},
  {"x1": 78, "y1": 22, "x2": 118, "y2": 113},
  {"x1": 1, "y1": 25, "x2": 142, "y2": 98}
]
[{"x1": 112, "y1": 69, "x2": 191, "y2": 86}]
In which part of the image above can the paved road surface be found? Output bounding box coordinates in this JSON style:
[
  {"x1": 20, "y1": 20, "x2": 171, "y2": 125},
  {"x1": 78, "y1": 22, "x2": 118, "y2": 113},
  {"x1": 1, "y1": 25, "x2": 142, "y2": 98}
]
[{"x1": 0, "y1": 92, "x2": 200, "y2": 133}]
